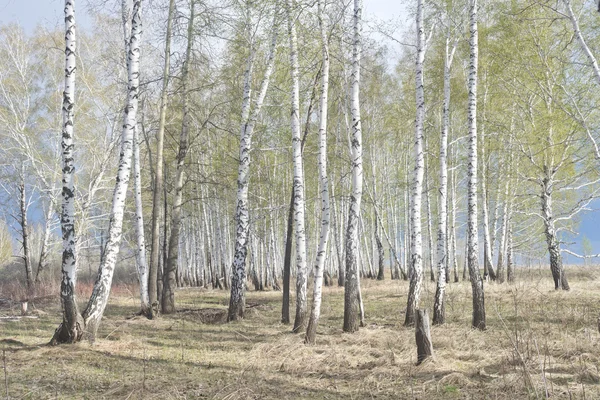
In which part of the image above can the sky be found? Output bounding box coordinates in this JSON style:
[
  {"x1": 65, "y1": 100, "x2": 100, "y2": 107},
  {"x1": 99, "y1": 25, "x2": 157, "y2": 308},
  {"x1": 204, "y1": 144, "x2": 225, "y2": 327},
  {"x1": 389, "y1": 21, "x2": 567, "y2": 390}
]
[
  {"x1": 0, "y1": 0, "x2": 407, "y2": 32},
  {"x1": 0, "y1": 0, "x2": 597, "y2": 264}
]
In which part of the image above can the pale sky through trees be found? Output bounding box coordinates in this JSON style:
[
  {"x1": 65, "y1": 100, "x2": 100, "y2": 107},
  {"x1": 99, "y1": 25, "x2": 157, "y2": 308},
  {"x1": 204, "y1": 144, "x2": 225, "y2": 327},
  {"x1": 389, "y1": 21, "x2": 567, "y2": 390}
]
[{"x1": 0, "y1": 0, "x2": 597, "y2": 263}]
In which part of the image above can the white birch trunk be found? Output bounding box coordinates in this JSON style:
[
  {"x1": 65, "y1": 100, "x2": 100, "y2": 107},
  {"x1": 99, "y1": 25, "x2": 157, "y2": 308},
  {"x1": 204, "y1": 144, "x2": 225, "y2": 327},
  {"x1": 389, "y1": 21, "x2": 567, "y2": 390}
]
[
  {"x1": 496, "y1": 178, "x2": 510, "y2": 283},
  {"x1": 81, "y1": 0, "x2": 142, "y2": 339},
  {"x1": 228, "y1": 5, "x2": 279, "y2": 321},
  {"x1": 480, "y1": 84, "x2": 496, "y2": 281},
  {"x1": 404, "y1": 0, "x2": 425, "y2": 327},
  {"x1": 343, "y1": 0, "x2": 363, "y2": 333},
  {"x1": 124, "y1": 0, "x2": 150, "y2": 316},
  {"x1": 133, "y1": 127, "x2": 150, "y2": 314},
  {"x1": 467, "y1": 0, "x2": 486, "y2": 330},
  {"x1": 450, "y1": 164, "x2": 459, "y2": 282},
  {"x1": 286, "y1": 0, "x2": 309, "y2": 333},
  {"x1": 305, "y1": 0, "x2": 331, "y2": 345},
  {"x1": 541, "y1": 168, "x2": 569, "y2": 290},
  {"x1": 52, "y1": 0, "x2": 83, "y2": 344},
  {"x1": 433, "y1": 33, "x2": 456, "y2": 325},
  {"x1": 424, "y1": 140, "x2": 434, "y2": 282}
]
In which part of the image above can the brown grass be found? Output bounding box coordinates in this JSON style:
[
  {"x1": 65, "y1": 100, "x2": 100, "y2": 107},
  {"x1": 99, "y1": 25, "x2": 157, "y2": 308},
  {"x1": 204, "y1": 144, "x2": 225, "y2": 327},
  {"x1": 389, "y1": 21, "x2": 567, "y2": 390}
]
[{"x1": 1, "y1": 265, "x2": 599, "y2": 399}]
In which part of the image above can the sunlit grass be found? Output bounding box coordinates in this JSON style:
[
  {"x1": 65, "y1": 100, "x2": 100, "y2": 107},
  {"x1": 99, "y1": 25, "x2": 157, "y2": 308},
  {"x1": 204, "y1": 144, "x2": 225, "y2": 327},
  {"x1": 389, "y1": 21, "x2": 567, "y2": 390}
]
[{"x1": 1, "y1": 265, "x2": 599, "y2": 399}]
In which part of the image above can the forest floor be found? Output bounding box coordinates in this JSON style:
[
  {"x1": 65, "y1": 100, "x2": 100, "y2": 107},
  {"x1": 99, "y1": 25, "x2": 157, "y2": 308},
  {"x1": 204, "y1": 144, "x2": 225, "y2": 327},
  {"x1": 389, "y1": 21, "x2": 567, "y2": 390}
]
[{"x1": 1, "y1": 266, "x2": 600, "y2": 399}]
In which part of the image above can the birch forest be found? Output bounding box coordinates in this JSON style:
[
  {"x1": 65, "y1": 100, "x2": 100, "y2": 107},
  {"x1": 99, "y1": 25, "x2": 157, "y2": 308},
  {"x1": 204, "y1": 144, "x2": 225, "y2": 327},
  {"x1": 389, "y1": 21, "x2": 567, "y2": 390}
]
[{"x1": 1, "y1": 0, "x2": 600, "y2": 398}]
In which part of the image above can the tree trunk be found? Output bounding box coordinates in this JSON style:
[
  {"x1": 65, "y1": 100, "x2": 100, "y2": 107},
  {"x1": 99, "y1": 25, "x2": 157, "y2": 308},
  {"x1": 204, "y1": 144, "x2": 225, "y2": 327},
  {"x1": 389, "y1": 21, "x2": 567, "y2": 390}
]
[
  {"x1": 343, "y1": 0, "x2": 363, "y2": 334},
  {"x1": 19, "y1": 174, "x2": 33, "y2": 293},
  {"x1": 52, "y1": 0, "x2": 84, "y2": 345},
  {"x1": 163, "y1": 0, "x2": 196, "y2": 315},
  {"x1": 305, "y1": 0, "x2": 331, "y2": 345},
  {"x1": 467, "y1": 0, "x2": 485, "y2": 330},
  {"x1": 286, "y1": 0, "x2": 309, "y2": 333},
  {"x1": 541, "y1": 168, "x2": 569, "y2": 290},
  {"x1": 415, "y1": 309, "x2": 434, "y2": 365},
  {"x1": 228, "y1": 4, "x2": 279, "y2": 321},
  {"x1": 375, "y1": 210, "x2": 385, "y2": 281},
  {"x1": 35, "y1": 200, "x2": 54, "y2": 283},
  {"x1": 424, "y1": 139, "x2": 435, "y2": 283},
  {"x1": 148, "y1": 0, "x2": 175, "y2": 319},
  {"x1": 126, "y1": 0, "x2": 150, "y2": 317},
  {"x1": 480, "y1": 83, "x2": 496, "y2": 282},
  {"x1": 506, "y1": 209, "x2": 515, "y2": 283},
  {"x1": 281, "y1": 190, "x2": 293, "y2": 324},
  {"x1": 133, "y1": 127, "x2": 150, "y2": 316},
  {"x1": 405, "y1": 0, "x2": 425, "y2": 328},
  {"x1": 79, "y1": 0, "x2": 143, "y2": 340},
  {"x1": 433, "y1": 32, "x2": 456, "y2": 326}
]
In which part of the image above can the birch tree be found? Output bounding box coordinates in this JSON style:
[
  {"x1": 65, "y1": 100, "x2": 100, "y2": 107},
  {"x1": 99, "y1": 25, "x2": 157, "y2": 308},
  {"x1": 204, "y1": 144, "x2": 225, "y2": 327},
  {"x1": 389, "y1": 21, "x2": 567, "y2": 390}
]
[
  {"x1": 52, "y1": 0, "x2": 142, "y2": 343},
  {"x1": 467, "y1": 0, "x2": 486, "y2": 330},
  {"x1": 404, "y1": 0, "x2": 425, "y2": 327},
  {"x1": 433, "y1": 14, "x2": 458, "y2": 325},
  {"x1": 285, "y1": 0, "x2": 309, "y2": 333},
  {"x1": 228, "y1": 2, "x2": 279, "y2": 321},
  {"x1": 343, "y1": 0, "x2": 363, "y2": 333},
  {"x1": 54, "y1": 0, "x2": 83, "y2": 343},
  {"x1": 305, "y1": 0, "x2": 330, "y2": 345},
  {"x1": 121, "y1": 0, "x2": 150, "y2": 317}
]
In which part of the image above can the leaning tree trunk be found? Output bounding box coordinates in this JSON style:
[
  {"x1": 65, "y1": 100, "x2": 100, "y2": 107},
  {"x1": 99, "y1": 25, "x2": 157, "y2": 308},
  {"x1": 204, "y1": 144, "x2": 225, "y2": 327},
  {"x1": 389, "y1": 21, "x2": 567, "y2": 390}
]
[
  {"x1": 305, "y1": 0, "x2": 330, "y2": 345},
  {"x1": 343, "y1": 0, "x2": 363, "y2": 334},
  {"x1": 148, "y1": 0, "x2": 175, "y2": 318},
  {"x1": 541, "y1": 168, "x2": 569, "y2": 290},
  {"x1": 66, "y1": 0, "x2": 141, "y2": 342},
  {"x1": 286, "y1": 0, "x2": 309, "y2": 333},
  {"x1": 162, "y1": 0, "x2": 196, "y2": 315},
  {"x1": 433, "y1": 32, "x2": 456, "y2": 326},
  {"x1": 405, "y1": 0, "x2": 425, "y2": 328},
  {"x1": 228, "y1": 5, "x2": 278, "y2": 321},
  {"x1": 467, "y1": 0, "x2": 485, "y2": 330},
  {"x1": 52, "y1": 0, "x2": 84, "y2": 345}
]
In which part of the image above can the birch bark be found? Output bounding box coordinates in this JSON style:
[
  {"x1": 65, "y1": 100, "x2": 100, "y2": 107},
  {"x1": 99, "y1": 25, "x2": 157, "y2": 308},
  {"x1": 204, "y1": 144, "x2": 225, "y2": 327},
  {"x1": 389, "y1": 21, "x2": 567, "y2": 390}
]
[
  {"x1": 53, "y1": 0, "x2": 83, "y2": 344},
  {"x1": 343, "y1": 0, "x2": 363, "y2": 333},
  {"x1": 467, "y1": 0, "x2": 486, "y2": 330},
  {"x1": 404, "y1": 0, "x2": 425, "y2": 327},
  {"x1": 285, "y1": 0, "x2": 309, "y2": 333},
  {"x1": 433, "y1": 32, "x2": 457, "y2": 325},
  {"x1": 124, "y1": 0, "x2": 150, "y2": 316},
  {"x1": 81, "y1": 0, "x2": 142, "y2": 339},
  {"x1": 228, "y1": 4, "x2": 279, "y2": 321},
  {"x1": 305, "y1": 0, "x2": 330, "y2": 345}
]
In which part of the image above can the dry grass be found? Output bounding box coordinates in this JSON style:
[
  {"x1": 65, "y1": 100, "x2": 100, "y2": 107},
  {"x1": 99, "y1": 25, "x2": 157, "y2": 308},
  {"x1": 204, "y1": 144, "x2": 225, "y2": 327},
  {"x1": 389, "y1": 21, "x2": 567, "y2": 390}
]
[{"x1": 1, "y1": 265, "x2": 600, "y2": 399}]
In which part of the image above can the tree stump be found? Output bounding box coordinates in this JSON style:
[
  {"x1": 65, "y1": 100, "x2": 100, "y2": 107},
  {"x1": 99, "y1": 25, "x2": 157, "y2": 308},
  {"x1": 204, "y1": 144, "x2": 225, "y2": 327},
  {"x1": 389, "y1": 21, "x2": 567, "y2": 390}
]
[
  {"x1": 20, "y1": 301, "x2": 28, "y2": 316},
  {"x1": 415, "y1": 309, "x2": 434, "y2": 365}
]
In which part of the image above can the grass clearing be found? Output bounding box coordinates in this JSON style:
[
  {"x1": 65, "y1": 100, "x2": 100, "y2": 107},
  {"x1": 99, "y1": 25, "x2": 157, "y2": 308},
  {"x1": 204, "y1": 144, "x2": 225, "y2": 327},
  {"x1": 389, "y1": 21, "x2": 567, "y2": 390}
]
[{"x1": 1, "y1": 266, "x2": 600, "y2": 399}]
